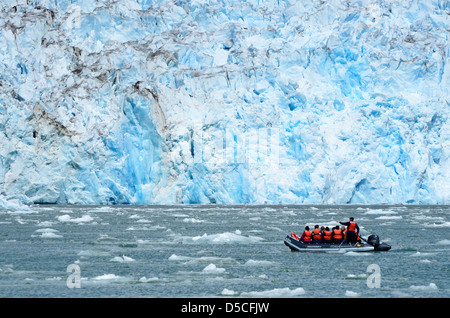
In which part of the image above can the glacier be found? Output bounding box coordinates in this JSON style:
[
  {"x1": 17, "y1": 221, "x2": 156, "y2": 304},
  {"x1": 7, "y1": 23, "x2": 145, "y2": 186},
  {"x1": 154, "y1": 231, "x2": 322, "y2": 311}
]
[{"x1": 0, "y1": 0, "x2": 449, "y2": 206}]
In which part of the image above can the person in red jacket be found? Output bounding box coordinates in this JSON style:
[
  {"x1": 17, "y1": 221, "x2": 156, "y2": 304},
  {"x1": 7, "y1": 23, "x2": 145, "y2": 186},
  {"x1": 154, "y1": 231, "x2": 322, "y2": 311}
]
[
  {"x1": 322, "y1": 227, "x2": 332, "y2": 243},
  {"x1": 339, "y1": 217, "x2": 360, "y2": 244},
  {"x1": 299, "y1": 226, "x2": 312, "y2": 243},
  {"x1": 312, "y1": 225, "x2": 322, "y2": 243},
  {"x1": 332, "y1": 226, "x2": 343, "y2": 243}
]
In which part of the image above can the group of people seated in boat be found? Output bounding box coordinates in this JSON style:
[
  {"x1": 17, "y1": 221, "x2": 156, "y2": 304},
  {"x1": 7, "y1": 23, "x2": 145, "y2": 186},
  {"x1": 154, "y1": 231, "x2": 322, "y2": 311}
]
[{"x1": 292, "y1": 218, "x2": 361, "y2": 244}]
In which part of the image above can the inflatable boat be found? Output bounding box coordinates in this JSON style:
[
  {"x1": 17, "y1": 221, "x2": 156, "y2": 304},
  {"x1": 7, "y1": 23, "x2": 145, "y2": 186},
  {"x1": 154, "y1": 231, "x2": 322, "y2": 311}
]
[{"x1": 284, "y1": 233, "x2": 391, "y2": 252}]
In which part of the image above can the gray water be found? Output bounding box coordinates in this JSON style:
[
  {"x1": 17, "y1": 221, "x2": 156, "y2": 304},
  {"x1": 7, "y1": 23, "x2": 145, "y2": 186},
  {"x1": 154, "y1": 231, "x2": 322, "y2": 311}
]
[{"x1": 0, "y1": 204, "x2": 448, "y2": 298}]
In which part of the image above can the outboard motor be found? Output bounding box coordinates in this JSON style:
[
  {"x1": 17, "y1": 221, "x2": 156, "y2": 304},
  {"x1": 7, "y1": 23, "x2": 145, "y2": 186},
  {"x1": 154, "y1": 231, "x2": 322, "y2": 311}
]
[
  {"x1": 367, "y1": 234, "x2": 391, "y2": 251},
  {"x1": 367, "y1": 234, "x2": 380, "y2": 247}
]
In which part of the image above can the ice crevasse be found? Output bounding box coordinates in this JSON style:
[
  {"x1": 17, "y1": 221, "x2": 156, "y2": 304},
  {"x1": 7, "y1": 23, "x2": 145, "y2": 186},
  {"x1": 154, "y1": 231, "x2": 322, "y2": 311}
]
[{"x1": 0, "y1": 0, "x2": 449, "y2": 206}]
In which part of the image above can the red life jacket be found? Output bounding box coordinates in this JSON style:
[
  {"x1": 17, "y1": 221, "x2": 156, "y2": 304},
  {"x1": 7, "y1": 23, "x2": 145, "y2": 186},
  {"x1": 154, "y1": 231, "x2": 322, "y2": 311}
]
[
  {"x1": 333, "y1": 229, "x2": 342, "y2": 239},
  {"x1": 302, "y1": 231, "x2": 312, "y2": 242},
  {"x1": 348, "y1": 221, "x2": 356, "y2": 232},
  {"x1": 323, "y1": 230, "x2": 332, "y2": 241},
  {"x1": 312, "y1": 229, "x2": 321, "y2": 240},
  {"x1": 344, "y1": 228, "x2": 360, "y2": 240}
]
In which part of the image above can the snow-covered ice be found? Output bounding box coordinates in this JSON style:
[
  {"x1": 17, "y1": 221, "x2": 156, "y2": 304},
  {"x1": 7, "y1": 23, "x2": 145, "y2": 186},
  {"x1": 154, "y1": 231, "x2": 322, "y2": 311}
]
[{"x1": 0, "y1": 0, "x2": 449, "y2": 206}]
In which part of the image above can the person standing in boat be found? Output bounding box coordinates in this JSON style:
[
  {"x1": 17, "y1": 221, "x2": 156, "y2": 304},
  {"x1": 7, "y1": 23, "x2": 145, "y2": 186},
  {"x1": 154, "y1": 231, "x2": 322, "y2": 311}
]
[{"x1": 339, "y1": 217, "x2": 359, "y2": 244}]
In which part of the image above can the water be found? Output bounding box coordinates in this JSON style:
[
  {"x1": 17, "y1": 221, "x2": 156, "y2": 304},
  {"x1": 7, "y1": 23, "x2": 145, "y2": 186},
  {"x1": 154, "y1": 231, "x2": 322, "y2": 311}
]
[{"x1": 0, "y1": 205, "x2": 448, "y2": 298}]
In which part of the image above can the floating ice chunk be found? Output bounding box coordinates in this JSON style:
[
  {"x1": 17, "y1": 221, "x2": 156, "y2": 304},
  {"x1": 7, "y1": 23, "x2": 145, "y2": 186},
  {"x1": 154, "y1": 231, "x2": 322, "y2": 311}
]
[
  {"x1": 182, "y1": 218, "x2": 205, "y2": 223},
  {"x1": 347, "y1": 273, "x2": 367, "y2": 278},
  {"x1": 168, "y1": 254, "x2": 193, "y2": 261},
  {"x1": 244, "y1": 260, "x2": 276, "y2": 266},
  {"x1": 136, "y1": 239, "x2": 151, "y2": 244},
  {"x1": 345, "y1": 290, "x2": 360, "y2": 297},
  {"x1": 110, "y1": 255, "x2": 135, "y2": 263},
  {"x1": 93, "y1": 274, "x2": 120, "y2": 280},
  {"x1": 365, "y1": 209, "x2": 398, "y2": 215},
  {"x1": 190, "y1": 232, "x2": 264, "y2": 244},
  {"x1": 375, "y1": 215, "x2": 403, "y2": 220},
  {"x1": 419, "y1": 259, "x2": 432, "y2": 263},
  {"x1": 136, "y1": 219, "x2": 151, "y2": 223},
  {"x1": 172, "y1": 214, "x2": 189, "y2": 217},
  {"x1": 40, "y1": 232, "x2": 63, "y2": 238},
  {"x1": 90, "y1": 274, "x2": 131, "y2": 283},
  {"x1": 33, "y1": 228, "x2": 62, "y2": 238},
  {"x1": 97, "y1": 234, "x2": 118, "y2": 241},
  {"x1": 57, "y1": 214, "x2": 94, "y2": 223},
  {"x1": 425, "y1": 222, "x2": 450, "y2": 228},
  {"x1": 240, "y1": 287, "x2": 305, "y2": 297},
  {"x1": 409, "y1": 283, "x2": 438, "y2": 291},
  {"x1": 411, "y1": 252, "x2": 436, "y2": 257},
  {"x1": 201, "y1": 264, "x2": 226, "y2": 274},
  {"x1": 139, "y1": 277, "x2": 159, "y2": 283},
  {"x1": 35, "y1": 228, "x2": 59, "y2": 233},
  {"x1": 84, "y1": 274, "x2": 135, "y2": 285},
  {"x1": 221, "y1": 288, "x2": 237, "y2": 296}
]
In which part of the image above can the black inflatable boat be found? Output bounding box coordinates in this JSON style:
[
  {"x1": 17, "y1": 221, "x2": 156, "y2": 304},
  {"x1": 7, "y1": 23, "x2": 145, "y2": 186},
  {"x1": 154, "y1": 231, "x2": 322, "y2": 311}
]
[{"x1": 284, "y1": 234, "x2": 391, "y2": 253}]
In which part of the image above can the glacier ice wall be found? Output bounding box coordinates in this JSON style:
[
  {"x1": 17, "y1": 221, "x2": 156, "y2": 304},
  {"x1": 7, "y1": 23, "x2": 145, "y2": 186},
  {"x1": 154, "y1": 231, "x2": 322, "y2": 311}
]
[{"x1": 0, "y1": 0, "x2": 449, "y2": 206}]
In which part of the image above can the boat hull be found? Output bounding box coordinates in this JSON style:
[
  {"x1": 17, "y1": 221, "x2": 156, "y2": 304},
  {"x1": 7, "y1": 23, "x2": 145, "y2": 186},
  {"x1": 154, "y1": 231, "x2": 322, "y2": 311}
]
[{"x1": 284, "y1": 235, "x2": 375, "y2": 252}]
